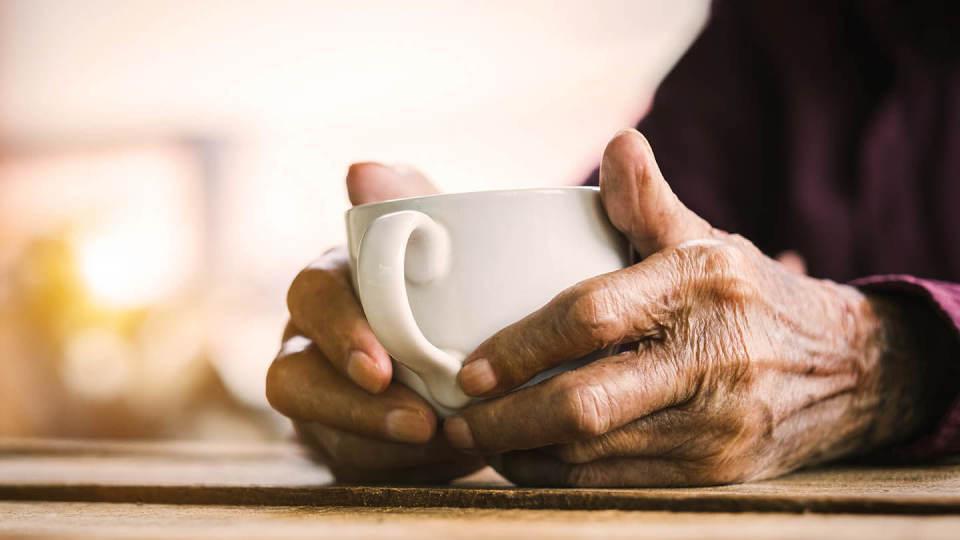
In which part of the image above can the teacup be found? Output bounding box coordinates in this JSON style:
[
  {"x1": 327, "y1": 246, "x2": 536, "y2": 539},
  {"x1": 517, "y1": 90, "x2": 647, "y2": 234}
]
[{"x1": 346, "y1": 187, "x2": 630, "y2": 415}]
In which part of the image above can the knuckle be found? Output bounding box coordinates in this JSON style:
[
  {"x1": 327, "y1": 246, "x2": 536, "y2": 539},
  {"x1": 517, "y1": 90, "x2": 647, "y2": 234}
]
[
  {"x1": 562, "y1": 280, "x2": 624, "y2": 346},
  {"x1": 682, "y1": 244, "x2": 756, "y2": 305},
  {"x1": 265, "y1": 353, "x2": 296, "y2": 411},
  {"x1": 286, "y1": 267, "x2": 319, "y2": 317},
  {"x1": 265, "y1": 339, "x2": 319, "y2": 414},
  {"x1": 556, "y1": 383, "x2": 611, "y2": 439},
  {"x1": 286, "y1": 254, "x2": 349, "y2": 318},
  {"x1": 698, "y1": 243, "x2": 743, "y2": 276}
]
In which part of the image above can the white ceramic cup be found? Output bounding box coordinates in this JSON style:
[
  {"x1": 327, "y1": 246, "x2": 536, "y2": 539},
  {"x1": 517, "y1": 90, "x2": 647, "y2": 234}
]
[{"x1": 346, "y1": 187, "x2": 630, "y2": 415}]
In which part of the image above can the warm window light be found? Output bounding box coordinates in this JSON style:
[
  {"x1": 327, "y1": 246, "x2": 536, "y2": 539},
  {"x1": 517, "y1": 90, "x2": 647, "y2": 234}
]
[
  {"x1": 76, "y1": 226, "x2": 185, "y2": 309},
  {"x1": 1, "y1": 143, "x2": 203, "y2": 309}
]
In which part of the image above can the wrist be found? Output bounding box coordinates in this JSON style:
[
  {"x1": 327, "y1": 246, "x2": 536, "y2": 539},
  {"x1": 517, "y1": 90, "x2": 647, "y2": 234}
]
[{"x1": 854, "y1": 291, "x2": 958, "y2": 452}]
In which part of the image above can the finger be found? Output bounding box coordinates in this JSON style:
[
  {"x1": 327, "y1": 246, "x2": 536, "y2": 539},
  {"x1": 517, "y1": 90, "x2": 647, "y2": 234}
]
[
  {"x1": 284, "y1": 163, "x2": 439, "y2": 393},
  {"x1": 446, "y1": 348, "x2": 694, "y2": 454},
  {"x1": 294, "y1": 421, "x2": 484, "y2": 472},
  {"x1": 599, "y1": 129, "x2": 715, "y2": 257},
  {"x1": 266, "y1": 342, "x2": 437, "y2": 444},
  {"x1": 458, "y1": 256, "x2": 677, "y2": 397},
  {"x1": 287, "y1": 247, "x2": 393, "y2": 393},
  {"x1": 547, "y1": 408, "x2": 697, "y2": 464},
  {"x1": 496, "y1": 450, "x2": 702, "y2": 488},
  {"x1": 294, "y1": 422, "x2": 484, "y2": 484},
  {"x1": 346, "y1": 162, "x2": 439, "y2": 205}
]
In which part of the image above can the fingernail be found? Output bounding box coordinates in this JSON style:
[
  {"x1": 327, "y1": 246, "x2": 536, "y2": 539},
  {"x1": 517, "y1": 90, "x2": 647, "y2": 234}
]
[
  {"x1": 385, "y1": 409, "x2": 432, "y2": 444},
  {"x1": 347, "y1": 350, "x2": 385, "y2": 393},
  {"x1": 458, "y1": 358, "x2": 496, "y2": 395},
  {"x1": 444, "y1": 416, "x2": 475, "y2": 449}
]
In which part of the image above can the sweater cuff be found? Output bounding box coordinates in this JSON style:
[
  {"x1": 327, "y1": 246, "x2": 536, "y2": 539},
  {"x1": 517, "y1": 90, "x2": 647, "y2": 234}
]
[{"x1": 851, "y1": 275, "x2": 960, "y2": 460}]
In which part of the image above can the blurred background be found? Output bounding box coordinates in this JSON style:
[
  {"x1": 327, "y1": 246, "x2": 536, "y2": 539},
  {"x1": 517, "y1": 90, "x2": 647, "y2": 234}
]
[{"x1": 0, "y1": 0, "x2": 706, "y2": 441}]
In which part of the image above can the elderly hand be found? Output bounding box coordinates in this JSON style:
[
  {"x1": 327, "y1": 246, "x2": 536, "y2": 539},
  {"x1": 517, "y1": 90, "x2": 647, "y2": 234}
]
[
  {"x1": 267, "y1": 163, "x2": 483, "y2": 483},
  {"x1": 442, "y1": 129, "x2": 941, "y2": 487}
]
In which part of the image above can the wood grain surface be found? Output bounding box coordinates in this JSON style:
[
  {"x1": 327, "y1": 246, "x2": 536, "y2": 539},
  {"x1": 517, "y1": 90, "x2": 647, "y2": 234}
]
[
  {"x1": 2, "y1": 439, "x2": 959, "y2": 515},
  {"x1": 3, "y1": 502, "x2": 960, "y2": 540}
]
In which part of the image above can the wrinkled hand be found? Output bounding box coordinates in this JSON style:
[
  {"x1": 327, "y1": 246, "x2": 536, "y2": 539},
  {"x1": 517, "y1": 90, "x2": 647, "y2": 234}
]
[
  {"x1": 267, "y1": 163, "x2": 483, "y2": 483},
  {"x1": 443, "y1": 130, "x2": 939, "y2": 487}
]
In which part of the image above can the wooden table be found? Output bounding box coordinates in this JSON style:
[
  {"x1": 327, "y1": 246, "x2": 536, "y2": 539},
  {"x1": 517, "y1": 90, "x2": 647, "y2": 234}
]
[{"x1": 2, "y1": 439, "x2": 959, "y2": 539}]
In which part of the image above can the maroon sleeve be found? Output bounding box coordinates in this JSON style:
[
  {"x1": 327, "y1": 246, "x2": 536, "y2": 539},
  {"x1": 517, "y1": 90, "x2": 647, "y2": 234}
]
[
  {"x1": 852, "y1": 276, "x2": 960, "y2": 459},
  {"x1": 586, "y1": 0, "x2": 788, "y2": 255}
]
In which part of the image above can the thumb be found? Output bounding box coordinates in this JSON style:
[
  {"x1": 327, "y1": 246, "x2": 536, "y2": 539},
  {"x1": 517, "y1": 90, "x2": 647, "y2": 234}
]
[
  {"x1": 599, "y1": 129, "x2": 714, "y2": 257},
  {"x1": 346, "y1": 162, "x2": 440, "y2": 206}
]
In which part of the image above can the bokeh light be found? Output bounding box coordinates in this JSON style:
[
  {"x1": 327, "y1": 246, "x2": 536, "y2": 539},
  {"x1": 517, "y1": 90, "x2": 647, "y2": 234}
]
[{"x1": 76, "y1": 227, "x2": 181, "y2": 309}]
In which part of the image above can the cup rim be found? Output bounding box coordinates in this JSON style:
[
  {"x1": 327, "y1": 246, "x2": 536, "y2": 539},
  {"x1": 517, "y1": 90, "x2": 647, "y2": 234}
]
[{"x1": 346, "y1": 185, "x2": 599, "y2": 214}]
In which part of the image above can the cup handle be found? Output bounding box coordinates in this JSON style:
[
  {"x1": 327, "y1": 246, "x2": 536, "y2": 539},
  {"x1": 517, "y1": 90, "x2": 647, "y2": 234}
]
[{"x1": 356, "y1": 210, "x2": 470, "y2": 409}]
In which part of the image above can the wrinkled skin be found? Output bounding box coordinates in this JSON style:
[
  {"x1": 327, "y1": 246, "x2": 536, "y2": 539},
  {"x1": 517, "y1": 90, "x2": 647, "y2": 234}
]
[{"x1": 268, "y1": 130, "x2": 945, "y2": 486}]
